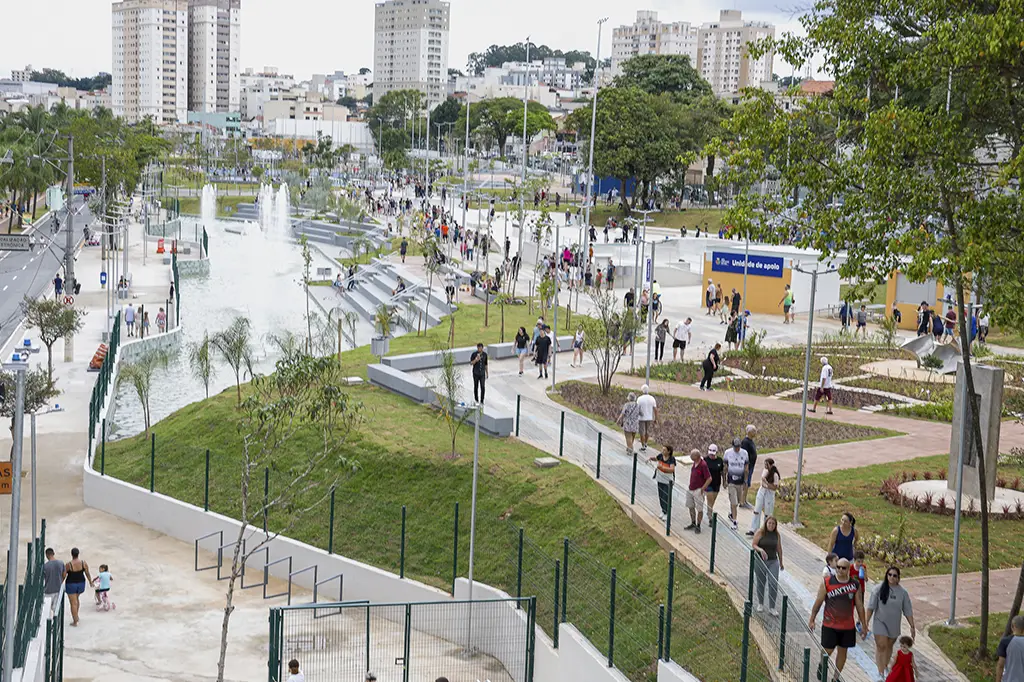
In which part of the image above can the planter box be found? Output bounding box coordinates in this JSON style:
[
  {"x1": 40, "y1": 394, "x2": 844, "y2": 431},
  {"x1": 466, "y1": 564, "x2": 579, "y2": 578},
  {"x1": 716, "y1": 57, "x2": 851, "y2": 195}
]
[{"x1": 371, "y1": 336, "x2": 390, "y2": 357}]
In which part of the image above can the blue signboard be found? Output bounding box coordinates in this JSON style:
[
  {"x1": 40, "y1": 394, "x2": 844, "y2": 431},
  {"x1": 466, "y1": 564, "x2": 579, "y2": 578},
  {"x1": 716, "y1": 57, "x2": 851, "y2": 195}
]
[{"x1": 711, "y1": 251, "x2": 785, "y2": 278}]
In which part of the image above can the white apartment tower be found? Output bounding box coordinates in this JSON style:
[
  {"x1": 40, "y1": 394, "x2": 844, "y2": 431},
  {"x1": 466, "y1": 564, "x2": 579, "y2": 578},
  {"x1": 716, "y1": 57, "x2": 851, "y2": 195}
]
[
  {"x1": 187, "y1": 0, "x2": 241, "y2": 113},
  {"x1": 111, "y1": 0, "x2": 189, "y2": 123},
  {"x1": 610, "y1": 11, "x2": 698, "y2": 77},
  {"x1": 697, "y1": 10, "x2": 775, "y2": 96},
  {"x1": 373, "y1": 0, "x2": 450, "y2": 109}
]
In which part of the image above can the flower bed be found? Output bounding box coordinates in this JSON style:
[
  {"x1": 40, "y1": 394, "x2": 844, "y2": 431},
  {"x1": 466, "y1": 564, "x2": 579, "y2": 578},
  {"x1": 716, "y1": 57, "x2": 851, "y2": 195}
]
[
  {"x1": 844, "y1": 375, "x2": 956, "y2": 402},
  {"x1": 631, "y1": 361, "x2": 731, "y2": 385},
  {"x1": 721, "y1": 349, "x2": 891, "y2": 380},
  {"x1": 880, "y1": 473, "x2": 1024, "y2": 521},
  {"x1": 557, "y1": 381, "x2": 893, "y2": 452},
  {"x1": 782, "y1": 386, "x2": 898, "y2": 411},
  {"x1": 859, "y1": 532, "x2": 953, "y2": 567},
  {"x1": 720, "y1": 377, "x2": 798, "y2": 396},
  {"x1": 777, "y1": 481, "x2": 843, "y2": 501}
]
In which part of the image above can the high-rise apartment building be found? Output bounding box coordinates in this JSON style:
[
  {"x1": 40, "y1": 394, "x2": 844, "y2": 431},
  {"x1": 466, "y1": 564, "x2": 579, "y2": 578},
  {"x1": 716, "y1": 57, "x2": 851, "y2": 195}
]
[
  {"x1": 187, "y1": 0, "x2": 241, "y2": 113},
  {"x1": 697, "y1": 10, "x2": 775, "y2": 96},
  {"x1": 111, "y1": 0, "x2": 189, "y2": 124},
  {"x1": 373, "y1": 0, "x2": 450, "y2": 109},
  {"x1": 610, "y1": 11, "x2": 698, "y2": 77}
]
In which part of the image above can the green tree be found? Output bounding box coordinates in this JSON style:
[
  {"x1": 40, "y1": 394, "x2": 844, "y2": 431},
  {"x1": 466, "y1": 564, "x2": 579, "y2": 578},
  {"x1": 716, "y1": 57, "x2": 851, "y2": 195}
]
[
  {"x1": 116, "y1": 350, "x2": 170, "y2": 435},
  {"x1": 211, "y1": 317, "x2": 255, "y2": 405},
  {"x1": 188, "y1": 332, "x2": 216, "y2": 399},
  {"x1": 614, "y1": 54, "x2": 712, "y2": 104},
  {"x1": 715, "y1": 0, "x2": 1024, "y2": 657},
  {"x1": 21, "y1": 296, "x2": 87, "y2": 383},
  {"x1": 430, "y1": 97, "x2": 462, "y2": 131},
  {"x1": 1, "y1": 367, "x2": 59, "y2": 457},
  {"x1": 582, "y1": 291, "x2": 643, "y2": 394},
  {"x1": 455, "y1": 98, "x2": 555, "y2": 158}
]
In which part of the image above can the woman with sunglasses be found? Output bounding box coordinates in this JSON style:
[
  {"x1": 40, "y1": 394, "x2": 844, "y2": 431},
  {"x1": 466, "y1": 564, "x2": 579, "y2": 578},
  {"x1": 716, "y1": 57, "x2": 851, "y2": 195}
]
[{"x1": 866, "y1": 566, "x2": 916, "y2": 682}]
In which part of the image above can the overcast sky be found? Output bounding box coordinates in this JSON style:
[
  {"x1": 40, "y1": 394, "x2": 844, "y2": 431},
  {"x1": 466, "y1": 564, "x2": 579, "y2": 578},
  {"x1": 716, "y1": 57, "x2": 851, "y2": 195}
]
[{"x1": 1, "y1": 0, "x2": 809, "y2": 81}]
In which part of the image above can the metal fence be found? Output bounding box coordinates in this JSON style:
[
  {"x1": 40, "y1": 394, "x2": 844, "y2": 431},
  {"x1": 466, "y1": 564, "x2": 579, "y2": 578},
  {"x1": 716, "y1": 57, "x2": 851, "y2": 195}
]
[
  {"x1": 44, "y1": 596, "x2": 65, "y2": 682},
  {"x1": 268, "y1": 598, "x2": 535, "y2": 682},
  {"x1": 88, "y1": 310, "x2": 121, "y2": 452},
  {"x1": 515, "y1": 393, "x2": 847, "y2": 682},
  {"x1": 0, "y1": 520, "x2": 52, "y2": 678}
]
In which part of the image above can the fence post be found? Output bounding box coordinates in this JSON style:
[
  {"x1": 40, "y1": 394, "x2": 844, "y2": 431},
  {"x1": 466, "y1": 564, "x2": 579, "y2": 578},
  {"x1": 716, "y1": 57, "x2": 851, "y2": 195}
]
[
  {"x1": 516, "y1": 527, "x2": 524, "y2": 606},
  {"x1": 709, "y1": 512, "x2": 718, "y2": 573},
  {"x1": 399, "y1": 505, "x2": 407, "y2": 579},
  {"x1": 740, "y1": 601, "x2": 752, "y2": 682},
  {"x1": 451, "y1": 502, "x2": 459, "y2": 595},
  {"x1": 747, "y1": 549, "x2": 756, "y2": 602},
  {"x1": 263, "y1": 466, "x2": 269, "y2": 533},
  {"x1": 802, "y1": 648, "x2": 811, "y2": 682},
  {"x1": 403, "y1": 604, "x2": 412, "y2": 682},
  {"x1": 528, "y1": 596, "x2": 537, "y2": 682},
  {"x1": 607, "y1": 568, "x2": 617, "y2": 668},
  {"x1": 365, "y1": 605, "x2": 372, "y2": 676},
  {"x1": 630, "y1": 452, "x2": 638, "y2": 504},
  {"x1": 100, "y1": 419, "x2": 106, "y2": 475},
  {"x1": 820, "y1": 652, "x2": 829, "y2": 682},
  {"x1": 553, "y1": 560, "x2": 561, "y2": 649},
  {"x1": 328, "y1": 486, "x2": 336, "y2": 554},
  {"x1": 558, "y1": 411, "x2": 565, "y2": 457},
  {"x1": 665, "y1": 552, "x2": 675, "y2": 661},
  {"x1": 777, "y1": 595, "x2": 789, "y2": 669},
  {"x1": 596, "y1": 432, "x2": 602, "y2": 479},
  {"x1": 665, "y1": 480, "x2": 674, "y2": 536},
  {"x1": 204, "y1": 449, "x2": 210, "y2": 512},
  {"x1": 561, "y1": 538, "x2": 568, "y2": 623},
  {"x1": 149, "y1": 433, "x2": 155, "y2": 492},
  {"x1": 515, "y1": 394, "x2": 521, "y2": 436}
]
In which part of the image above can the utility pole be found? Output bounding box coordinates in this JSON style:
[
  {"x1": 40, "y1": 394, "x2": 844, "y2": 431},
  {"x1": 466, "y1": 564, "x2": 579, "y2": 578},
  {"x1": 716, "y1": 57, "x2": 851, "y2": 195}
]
[
  {"x1": 581, "y1": 18, "x2": 608, "y2": 283},
  {"x1": 64, "y1": 136, "x2": 75, "y2": 361},
  {"x1": 516, "y1": 38, "x2": 532, "y2": 260}
]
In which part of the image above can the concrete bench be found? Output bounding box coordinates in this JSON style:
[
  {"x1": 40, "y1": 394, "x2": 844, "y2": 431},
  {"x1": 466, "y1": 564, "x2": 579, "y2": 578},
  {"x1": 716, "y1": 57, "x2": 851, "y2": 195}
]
[
  {"x1": 450, "y1": 402, "x2": 515, "y2": 438},
  {"x1": 367, "y1": 363, "x2": 431, "y2": 403},
  {"x1": 381, "y1": 346, "x2": 478, "y2": 371},
  {"x1": 486, "y1": 342, "x2": 517, "y2": 360}
]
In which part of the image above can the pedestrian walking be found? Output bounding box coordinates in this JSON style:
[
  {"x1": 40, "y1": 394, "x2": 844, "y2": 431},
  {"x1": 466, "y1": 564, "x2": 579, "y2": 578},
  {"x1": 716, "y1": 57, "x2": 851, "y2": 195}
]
[
  {"x1": 514, "y1": 327, "x2": 530, "y2": 376},
  {"x1": 700, "y1": 343, "x2": 721, "y2": 390},
  {"x1": 534, "y1": 326, "x2": 552, "y2": 379},
  {"x1": 54, "y1": 274, "x2": 64, "y2": 299},
  {"x1": 672, "y1": 317, "x2": 691, "y2": 361},
  {"x1": 752, "y1": 516, "x2": 785, "y2": 615},
  {"x1": 996, "y1": 615, "x2": 1024, "y2": 682},
  {"x1": 705, "y1": 279, "x2": 716, "y2": 315},
  {"x1": 747, "y1": 458, "x2": 779, "y2": 535},
  {"x1": 857, "y1": 305, "x2": 869, "y2": 338},
  {"x1": 124, "y1": 303, "x2": 136, "y2": 337},
  {"x1": 809, "y1": 557, "x2": 868, "y2": 679},
  {"x1": 866, "y1": 566, "x2": 916, "y2": 681},
  {"x1": 571, "y1": 325, "x2": 585, "y2": 367},
  {"x1": 684, "y1": 448, "x2": 711, "y2": 533},
  {"x1": 741, "y1": 424, "x2": 758, "y2": 508},
  {"x1": 43, "y1": 548, "x2": 65, "y2": 599},
  {"x1": 648, "y1": 445, "x2": 676, "y2": 522},
  {"x1": 616, "y1": 392, "x2": 641, "y2": 456},
  {"x1": 636, "y1": 385, "x2": 658, "y2": 452},
  {"x1": 779, "y1": 285, "x2": 794, "y2": 323},
  {"x1": 703, "y1": 444, "x2": 724, "y2": 527},
  {"x1": 885, "y1": 636, "x2": 919, "y2": 682},
  {"x1": 64, "y1": 547, "x2": 93, "y2": 626},
  {"x1": 156, "y1": 307, "x2": 167, "y2": 333},
  {"x1": 470, "y1": 342, "x2": 488, "y2": 404},
  {"x1": 829, "y1": 512, "x2": 858, "y2": 561},
  {"x1": 723, "y1": 438, "x2": 749, "y2": 530},
  {"x1": 400, "y1": 238, "x2": 408, "y2": 263},
  {"x1": 654, "y1": 319, "x2": 669, "y2": 362},
  {"x1": 810, "y1": 356, "x2": 835, "y2": 414},
  {"x1": 169, "y1": 282, "x2": 175, "y2": 301}
]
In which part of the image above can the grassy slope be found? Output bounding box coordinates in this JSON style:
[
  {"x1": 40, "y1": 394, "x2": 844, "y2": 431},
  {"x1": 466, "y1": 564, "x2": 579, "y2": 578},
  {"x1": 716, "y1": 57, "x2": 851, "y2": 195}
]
[
  {"x1": 930, "y1": 614, "x2": 1011, "y2": 682},
  {"x1": 587, "y1": 207, "x2": 727, "y2": 233},
  {"x1": 771, "y1": 454, "x2": 1024, "y2": 576},
  {"x1": 161, "y1": 195, "x2": 256, "y2": 218},
  {"x1": 102, "y1": 382, "x2": 767, "y2": 682}
]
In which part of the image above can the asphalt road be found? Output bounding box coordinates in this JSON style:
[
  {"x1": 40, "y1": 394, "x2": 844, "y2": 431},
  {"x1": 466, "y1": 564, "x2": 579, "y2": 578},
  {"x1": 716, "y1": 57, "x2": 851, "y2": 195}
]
[{"x1": 0, "y1": 197, "x2": 94, "y2": 351}]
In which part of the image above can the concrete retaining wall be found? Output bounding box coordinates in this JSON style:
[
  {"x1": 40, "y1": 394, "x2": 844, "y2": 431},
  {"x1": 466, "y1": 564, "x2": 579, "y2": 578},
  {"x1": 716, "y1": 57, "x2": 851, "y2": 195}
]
[
  {"x1": 176, "y1": 259, "x2": 210, "y2": 277},
  {"x1": 104, "y1": 325, "x2": 183, "y2": 427}
]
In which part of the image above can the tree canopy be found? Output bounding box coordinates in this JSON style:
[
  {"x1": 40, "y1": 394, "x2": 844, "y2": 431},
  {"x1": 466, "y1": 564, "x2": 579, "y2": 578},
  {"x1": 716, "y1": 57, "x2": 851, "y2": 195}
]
[
  {"x1": 614, "y1": 54, "x2": 712, "y2": 104},
  {"x1": 30, "y1": 68, "x2": 111, "y2": 92},
  {"x1": 454, "y1": 98, "x2": 556, "y2": 157},
  {"x1": 467, "y1": 42, "x2": 595, "y2": 80}
]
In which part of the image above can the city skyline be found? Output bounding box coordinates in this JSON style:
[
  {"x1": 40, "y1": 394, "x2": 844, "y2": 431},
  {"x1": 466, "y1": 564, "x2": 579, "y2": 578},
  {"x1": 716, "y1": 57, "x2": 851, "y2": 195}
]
[{"x1": 2, "y1": 0, "x2": 806, "y2": 86}]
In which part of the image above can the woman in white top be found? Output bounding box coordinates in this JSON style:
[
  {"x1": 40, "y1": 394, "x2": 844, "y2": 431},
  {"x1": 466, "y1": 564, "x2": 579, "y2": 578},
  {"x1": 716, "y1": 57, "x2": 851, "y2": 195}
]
[
  {"x1": 571, "y1": 326, "x2": 585, "y2": 367},
  {"x1": 747, "y1": 458, "x2": 780, "y2": 535}
]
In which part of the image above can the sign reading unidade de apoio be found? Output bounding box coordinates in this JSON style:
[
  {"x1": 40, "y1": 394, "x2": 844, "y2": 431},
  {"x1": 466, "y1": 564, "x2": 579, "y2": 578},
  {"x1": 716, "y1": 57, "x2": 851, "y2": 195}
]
[{"x1": 711, "y1": 251, "x2": 785, "y2": 278}]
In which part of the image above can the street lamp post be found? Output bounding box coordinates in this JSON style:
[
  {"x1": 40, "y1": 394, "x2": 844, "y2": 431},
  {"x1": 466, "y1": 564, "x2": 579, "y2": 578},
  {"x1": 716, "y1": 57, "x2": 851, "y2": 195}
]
[
  {"x1": 516, "y1": 38, "x2": 532, "y2": 261},
  {"x1": 465, "y1": 401, "x2": 482, "y2": 652},
  {"x1": 791, "y1": 263, "x2": 837, "y2": 526},
  {"x1": 645, "y1": 241, "x2": 657, "y2": 384},
  {"x1": 30, "y1": 405, "x2": 64, "y2": 539},
  {"x1": 581, "y1": 18, "x2": 608, "y2": 283}
]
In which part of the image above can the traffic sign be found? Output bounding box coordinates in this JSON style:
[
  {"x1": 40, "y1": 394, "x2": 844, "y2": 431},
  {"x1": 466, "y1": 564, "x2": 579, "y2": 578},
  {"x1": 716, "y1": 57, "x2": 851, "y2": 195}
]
[
  {"x1": 100, "y1": 271, "x2": 107, "y2": 286},
  {"x1": 0, "y1": 462, "x2": 12, "y2": 495},
  {"x1": 0, "y1": 234, "x2": 30, "y2": 251},
  {"x1": 645, "y1": 257, "x2": 652, "y2": 284},
  {"x1": 63, "y1": 295, "x2": 75, "y2": 306}
]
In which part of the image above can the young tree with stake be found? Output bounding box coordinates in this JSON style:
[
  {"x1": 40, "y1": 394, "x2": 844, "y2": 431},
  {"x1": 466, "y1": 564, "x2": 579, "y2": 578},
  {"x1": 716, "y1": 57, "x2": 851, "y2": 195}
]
[{"x1": 21, "y1": 296, "x2": 86, "y2": 383}]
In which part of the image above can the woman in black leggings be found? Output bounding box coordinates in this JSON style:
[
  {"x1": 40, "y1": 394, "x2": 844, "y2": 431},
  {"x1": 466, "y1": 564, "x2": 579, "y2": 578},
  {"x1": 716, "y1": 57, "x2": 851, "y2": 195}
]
[{"x1": 700, "y1": 343, "x2": 721, "y2": 390}]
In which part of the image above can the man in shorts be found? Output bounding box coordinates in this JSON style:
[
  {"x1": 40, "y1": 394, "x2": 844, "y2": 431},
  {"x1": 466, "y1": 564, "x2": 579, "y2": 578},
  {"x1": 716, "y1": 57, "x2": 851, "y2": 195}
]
[
  {"x1": 703, "y1": 444, "x2": 724, "y2": 528},
  {"x1": 672, "y1": 317, "x2": 692, "y2": 361},
  {"x1": 856, "y1": 305, "x2": 868, "y2": 338},
  {"x1": 810, "y1": 356, "x2": 834, "y2": 415},
  {"x1": 684, "y1": 449, "x2": 711, "y2": 534},
  {"x1": 944, "y1": 306, "x2": 957, "y2": 343},
  {"x1": 809, "y1": 558, "x2": 867, "y2": 678},
  {"x1": 723, "y1": 438, "x2": 748, "y2": 530},
  {"x1": 636, "y1": 385, "x2": 658, "y2": 452}
]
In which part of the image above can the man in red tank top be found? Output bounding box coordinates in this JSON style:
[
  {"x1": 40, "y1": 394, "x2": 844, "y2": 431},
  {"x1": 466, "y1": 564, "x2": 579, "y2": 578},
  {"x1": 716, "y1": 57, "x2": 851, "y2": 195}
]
[{"x1": 808, "y1": 559, "x2": 867, "y2": 677}]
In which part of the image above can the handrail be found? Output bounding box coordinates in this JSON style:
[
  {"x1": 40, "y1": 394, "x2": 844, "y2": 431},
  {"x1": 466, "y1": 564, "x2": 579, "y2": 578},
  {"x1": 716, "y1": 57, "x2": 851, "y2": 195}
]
[
  {"x1": 287, "y1": 564, "x2": 319, "y2": 606},
  {"x1": 263, "y1": 556, "x2": 293, "y2": 600},
  {"x1": 194, "y1": 530, "x2": 223, "y2": 572},
  {"x1": 216, "y1": 538, "x2": 245, "y2": 581},
  {"x1": 242, "y1": 547, "x2": 269, "y2": 590}
]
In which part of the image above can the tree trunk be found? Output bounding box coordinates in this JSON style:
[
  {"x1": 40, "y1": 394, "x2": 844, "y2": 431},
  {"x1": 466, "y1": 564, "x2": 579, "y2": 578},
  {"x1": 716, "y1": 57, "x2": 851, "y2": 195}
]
[
  {"x1": 216, "y1": 522, "x2": 246, "y2": 682},
  {"x1": 31, "y1": 192, "x2": 38, "y2": 221},
  {"x1": 500, "y1": 304, "x2": 505, "y2": 343},
  {"x1": 619, "y1": 179, "x2": 632, "y2": 215},
  {"x1": 1004, "y1": 559, "x2": 1024, "y2": 637},
  {"x1": 9, "y1": 188, "x2": 18, "y2": 234},
  {"x1": 45, "y1": 343, "x2": 54, "y2": 384}
]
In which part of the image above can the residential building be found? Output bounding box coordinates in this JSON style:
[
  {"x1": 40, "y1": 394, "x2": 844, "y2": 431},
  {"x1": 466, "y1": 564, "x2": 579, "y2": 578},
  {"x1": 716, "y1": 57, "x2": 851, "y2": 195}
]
[
  {"x1": 239, "y1": 66, "x2": 294, "y2": 120},
  {"x1": 373, "y1": 0, "x2": 450, "y2": 108},
  {"x1": 262, "y1": 90, "x2": 350, "y2": 123},
  {"x1": 187, "y1": 0, "x2": 241, "y2": 113},
  {"x1": 111, "y1": 0, "x2": 189, "y2": 124},
  {"x1": 187, "y1": 110, "x2": 241, "y2": 136},
  {"x1": 11, "y1": 65, "x2": 33, "y2": 82},
  {"x1": 610, "y1": 11, "x2": 698, "y2": 77},
  {"x1": 451, "y1": 58, "x2": 589, "y2": 109},
  {"x1": 697, "y1": 10, "x2": 775, "y2": 96}
]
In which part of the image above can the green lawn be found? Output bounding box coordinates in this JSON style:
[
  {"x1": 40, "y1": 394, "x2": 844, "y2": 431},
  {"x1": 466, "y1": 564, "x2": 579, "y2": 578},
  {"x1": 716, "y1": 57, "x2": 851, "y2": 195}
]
[
  {"x1": 839, "y1": 283, "x2": 886, "y2": 306},
  {"x1": 771, "y1": 454, "x2": 1024, "y2": 576},
  {"x1": 930, "y1": 614, "x2": 1013, "y2": 682},
  {"x1": 587, "y1": 207, "x2": 728, "y2": 234},
  {"x1": 162, "y1": 195, "x2": 256, "y2": 218},
  {"x1": 102, "y1": 382, "x2": 768, "y2": 682},
  {"x1": 989, "y1": 330, "x2": 1024, "y2": 349}
]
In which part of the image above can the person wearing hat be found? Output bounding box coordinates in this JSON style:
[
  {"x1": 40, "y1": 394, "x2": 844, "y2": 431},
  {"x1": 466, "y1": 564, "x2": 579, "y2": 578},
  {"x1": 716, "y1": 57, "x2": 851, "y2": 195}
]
[
  {"x1": 703, "y1": 444, "x2": 725, "y2": 527},
  {"x1": 723, "y1": 437, "x2": 749, "y2": 530},
  {"x1": 705, "y1": 279, "x2": 717, "y2": 315},
  {"x1": 810, "y1": 356, "x2": 835, "y2": 415}
]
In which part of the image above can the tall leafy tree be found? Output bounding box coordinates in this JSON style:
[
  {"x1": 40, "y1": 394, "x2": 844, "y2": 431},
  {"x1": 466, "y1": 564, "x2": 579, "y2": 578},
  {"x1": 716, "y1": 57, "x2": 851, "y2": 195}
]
[
  {"x1": 716, "y1": 0, "x2": 1024, "y2": 658},
  {"x1": 614, "y1": 54, "x2": 713, "y2": 104},
  {"x1": 454, "y1": 98, "x2": 555, "y2": 158}
]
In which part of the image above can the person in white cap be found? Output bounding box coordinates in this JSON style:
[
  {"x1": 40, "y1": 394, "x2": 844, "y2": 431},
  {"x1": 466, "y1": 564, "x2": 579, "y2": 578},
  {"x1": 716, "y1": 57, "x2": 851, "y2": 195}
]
[
  {"x1": 810, "y1": 356, "x2": 834, "y2": 415},
  {"x1": 705, "y1": 279, "x2": 717, "y2": 315},
  {"x1": 636, "y1": 385, "x2": 658, "y2": 452}
]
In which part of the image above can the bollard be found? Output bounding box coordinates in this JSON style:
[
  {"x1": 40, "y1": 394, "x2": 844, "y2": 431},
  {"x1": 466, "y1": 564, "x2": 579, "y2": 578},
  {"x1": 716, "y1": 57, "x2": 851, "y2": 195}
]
[
  {"x1": 553, "y1": 560, "x2": 561, "y2": 649},
  {"x1": 820, "y1": 652, "x2": 830, "y2": 682},
  {"x1": 747, "y1": 549, "x2": 756, "y2": 602},
  {"x1": 515, "y1": 395, "x2": 521, "y2": 436},
  {"x1": 802, "y1": 648, "x2": 811, "y2": 682},
  {"x1": 596, "y1": 432, "x2": 602, "y2": 479},
  {"x1": 608, "y1": 568, "x2": 617, "y2": 668},
  {"x1": 558, "y1": 411, "x2": 565, "y2": 457},
  {"x1": 665, "y1": 552, "x2": 675, "y2": 661},
  {"x1": 400, "y1": 505, "x2": 407, "y2": 579},
  {"x1": 516, "y1": 527, "x2": 524, "y2": 605},
  {"x1": 665, "y1": 481, "x2": 674, "y2": 536},
  {"x1": 150, "y1": 433, "x2": 156, "y2": 492},
  {"x1": 561, "y1": 538, "x2": 568, "y2": 623},
  {"x1": 709, "y1": 512, "x2": 718, "y2": 573},
  {"x1": 741, "y1": 601, "x2": 752, "y2": 682},
  {"x1": 204, "y1": 449, "x2": 211, "y2": 512},
  {"x1": 630, "y1": 452, "x2": 638, "y2": 504},
  {"x1": 451, "y1": 502, "x2": 459, "y2": 595},
  {"x1": 779, "y1": 595, "x2": 789, "y2": 670},
  {"x1": 328, "y1": 486, "x2": 336, "y2": 554}
]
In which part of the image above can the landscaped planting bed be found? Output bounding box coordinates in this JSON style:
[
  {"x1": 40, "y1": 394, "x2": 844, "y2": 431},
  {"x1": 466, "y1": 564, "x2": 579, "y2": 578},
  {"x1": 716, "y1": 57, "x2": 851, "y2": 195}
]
[
  {"x1": 843, "y1": 375, "x2": 956, "y2": 402},
  {"x1": 781, "y1": 386, "x2": 899, "y2": 411},
  {"x1": 721, "y1": 349, "x2": 890, "y2": 380},
  {"x1": 558, "y1": 381, "x2": 894, "y2": 452},
  {"x1": 631, "y1": 361, "x2": 731, "y2": 384},
  {"x1": 720, "y1": 377, "x2": 800, "y2": 396}
]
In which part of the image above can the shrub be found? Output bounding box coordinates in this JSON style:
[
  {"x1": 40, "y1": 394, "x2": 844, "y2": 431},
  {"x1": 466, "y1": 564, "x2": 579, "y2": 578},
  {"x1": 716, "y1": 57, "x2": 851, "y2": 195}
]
[
  {"x1": 777, "y1": 481, "x2": 843, "y2": 502},
  {"x1": 859, "y1": 533, "x2": 953, "y2": 567}
]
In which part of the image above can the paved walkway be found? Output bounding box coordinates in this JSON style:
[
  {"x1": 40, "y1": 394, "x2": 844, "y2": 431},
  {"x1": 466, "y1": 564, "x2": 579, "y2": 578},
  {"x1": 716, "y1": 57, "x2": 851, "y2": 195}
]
[{"x1": 902, "y1": 567, "x2": 1024, "y2": 626}]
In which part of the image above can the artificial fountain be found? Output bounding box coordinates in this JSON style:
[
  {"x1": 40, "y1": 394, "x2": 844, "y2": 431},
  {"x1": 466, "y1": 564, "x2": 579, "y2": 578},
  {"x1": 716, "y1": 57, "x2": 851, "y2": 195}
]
[
  {"x1": 201, "y1": 184, "x2": 217, "y2": 227},
  {"x1": 256, "y1": 182, "x2": 291, "y2": 237}
]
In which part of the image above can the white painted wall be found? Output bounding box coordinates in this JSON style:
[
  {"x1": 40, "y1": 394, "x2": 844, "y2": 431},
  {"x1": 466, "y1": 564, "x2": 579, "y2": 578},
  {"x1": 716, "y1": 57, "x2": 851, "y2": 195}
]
[
  {"x1": 658, "y1": 658, "x2": 702, "y2": 682},
  {"x1": 558, "y1": 623, "x2": 632, "y2": 682}
]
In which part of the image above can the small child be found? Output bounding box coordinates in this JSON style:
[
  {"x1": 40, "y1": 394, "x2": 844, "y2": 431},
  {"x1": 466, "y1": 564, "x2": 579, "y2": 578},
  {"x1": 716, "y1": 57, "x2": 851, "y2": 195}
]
[
  {"x1": 142, "y1": 311, "x2": 150, "y2": 337},
  {"x1": 822, "y1": 552, "x2": 838, "y2": 578},
  {"x1": 885, "y1": 635, "x2": 917, "y2": 682},
  {"x1": 93, "y1": 564, "x2": 113, "y2": 605},
  {"x1": 853, "y1": 551, "x2": 871, "y2": 635}
]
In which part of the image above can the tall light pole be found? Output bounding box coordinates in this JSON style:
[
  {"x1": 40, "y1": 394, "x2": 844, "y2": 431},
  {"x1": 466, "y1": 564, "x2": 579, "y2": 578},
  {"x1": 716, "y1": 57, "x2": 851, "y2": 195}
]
[
  {"x1": 645, "y1": 241, "x2": 657, "y2": 383},
  {"x1": 791, "y1": 262, "x2": 837, "y2": 526},
  {"x1": 581, "y1": 18, "x2": 608, "y2": 280},
  {"x1": 461, "y1": 94, "x2": 471, "y2": 242},
  {"x1": 465, "y1": 401, "x2": 482, "y2": 652},
  {"x1": 30, "y1": 405, "x2": 64, "y2": 539},
  {"x1": 517, "y1": 38, "x2": 532, "y2": 260}
]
